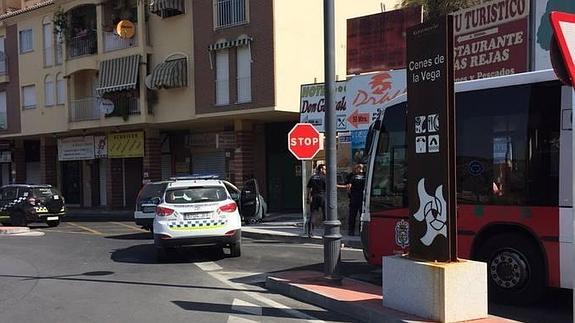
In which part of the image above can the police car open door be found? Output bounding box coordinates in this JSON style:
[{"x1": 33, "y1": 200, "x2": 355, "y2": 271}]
[{"x1": 240, "y1": 179, "x2": 263, "y2": 223}]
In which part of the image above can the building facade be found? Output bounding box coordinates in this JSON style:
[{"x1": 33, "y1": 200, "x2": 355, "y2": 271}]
[{"x1": 0, "y1": 0, "x2": 399, "y2": 210}]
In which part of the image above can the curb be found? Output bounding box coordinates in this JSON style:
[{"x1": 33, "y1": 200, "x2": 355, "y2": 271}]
[
  {"x1": 0, "y1": 226, "x2": 30, "y2": 235},
  {"x1": 265, "y1": 275, "x2": 417, "y2": 323},
  {"x1": 241, "y1": 230, "x2": 363, "y2": 249},
  {"x1": 0, "y1": 231, "x2": 45, "y2": 237}
]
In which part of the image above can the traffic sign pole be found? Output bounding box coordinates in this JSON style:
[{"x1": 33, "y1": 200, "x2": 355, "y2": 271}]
[{"x1": 323, "y1": 0, "x2": 342, "y2": 281}]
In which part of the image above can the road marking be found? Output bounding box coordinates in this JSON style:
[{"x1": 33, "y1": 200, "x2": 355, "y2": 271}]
[
  {"x1": 227, "y1": 315, "x2": 259, "y2": 323},
  {"x1": 111, "y1": 222, "x2": 148, "y2": 232},
  {"x1": 66, "y1": 222, "x2": 103, "y2": 235},
  {"x1": 195, "y1": 261, "x2": 223, "y2": 272},
  {"x1": 39, "y1": 229, "x2": 95, "y2": 236},
  {"x1": 198, "y1": 266, "x2": 325, "y2": 323},
  {"x1": 232, "y1": 298, "x2": 262, "y2": 316}
]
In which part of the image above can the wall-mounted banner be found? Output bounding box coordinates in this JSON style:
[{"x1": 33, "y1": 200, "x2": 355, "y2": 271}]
[
  {"x1": 299, "y1": 81, "x2": 347, "y2": 133},
  {"x1": 108, "y1": 131, "x2": 144, "y2": 158},
  {"x1": 452, "y1": 0, "x2": 530, "y2": 81},
  {"x1": 58, "y1": 136, "x2": 95, "y2": 161},
  {"x1": 351, "y1": 130, "x2": 369, "y2": 163},
  {"x1": 94, "y1": 136, "x2": 107, "y2": 158},
  {"x1": 346, "y1": 69, "x2": 407, "y2": 131},
  {"x1": 406, "y1": 16, "x2": 457, "y2": 262}
]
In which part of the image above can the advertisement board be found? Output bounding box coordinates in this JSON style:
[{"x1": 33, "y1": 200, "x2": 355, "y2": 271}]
[
  {"x1": 108, "y1": 131, "x2": 144, "y2": 158},
  {"x1": 58, "y1": 136, "x2": 95, "y2": 161},
  {"x1": 453, "y1": 0, "x2": 530, "y2": 81},
  {"x1": 299, "y1": 81, "x2": 347, "y2": 133},
  {"x1": 94, "y1": 136, "x2": 107, "y2": 158},
  {"x1": 347, "y1": 6, "x2": 423, "y2": 74},
  {"x1": 346, "y1": 69, "x2": 407, "y2": 131}
]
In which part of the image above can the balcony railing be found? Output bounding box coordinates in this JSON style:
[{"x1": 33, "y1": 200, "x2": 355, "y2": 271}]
[
  {"x1": 104, "y1": 26, "x2": 138, "y2": 52},
  {"x1": 69, "y1": 97, "x2": 100, "y2": 122},
  {"x1": 214, "y1": 0, "x2": 247, "y2": 29},
  {"x1": 236, "y1": 76, "x2": 251, "y2": 103},
  {"x1": 0, "y1": 111, "x2": 7, "y2": 129},
  {"x1": 67, "y1": 32, "x2": 97, "y2": 59},
  {"x1": 0, "y1": 56, "x2": 7, "y2": 76},
  {"x1": 69, "y1": 96, "x2": 141, "y2": 122}
]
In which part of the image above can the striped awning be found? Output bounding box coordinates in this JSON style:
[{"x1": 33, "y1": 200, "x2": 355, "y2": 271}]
[
  {"x1": 150, "y1": 0, "x2": 185, "y2": 18},
  {"x1": 96, "y1": 55, "x2": 141, "y2": 95},
  {"x1": 208, "y1": 37, "x2": 252, "y2": 51},
  {"x1": 145, "y1": 58, "x2": 187, "y2": 90}
]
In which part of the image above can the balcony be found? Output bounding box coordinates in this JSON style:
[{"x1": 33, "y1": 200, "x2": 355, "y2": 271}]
[
  {"x1": 69, "y1": 96, "x2": 140, "y2": 122},
  {"x1": 214, "y1": 0, "x2": 247, "y2": 29},
  {"x1": 69, "y1": 97, "x2": 100, "y2": 122},
  {"x1": 236, "y1": 76, "x2": 251, "y2": 103},
  {"x1": 104, "y1": 27, "x2": 138, "y2": 52},
  {"x1": 67, "y1": 32, "x2": 97, "y2": 59}
]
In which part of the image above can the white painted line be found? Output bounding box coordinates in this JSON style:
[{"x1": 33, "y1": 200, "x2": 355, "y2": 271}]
[
  {"x1": 231, "y1": 298, "x2": 262, "y2": 316},
  {"x1": 194, "y1": 261, "x2": 223, "y2": 272},
  {"x1": 227, "y1": 315, "x2": 259, "y2": 323}
]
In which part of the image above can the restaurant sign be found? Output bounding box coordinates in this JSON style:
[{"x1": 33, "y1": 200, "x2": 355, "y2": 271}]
[
  {"x1": 453, "y1": 0, "x2": 530, "y2": 81},
  {"x1": 58, "y1": 136, "x2": 95, "y2": 161}
]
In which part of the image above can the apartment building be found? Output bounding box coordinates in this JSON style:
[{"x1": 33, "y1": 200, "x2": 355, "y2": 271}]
[{"x1": 0, "y1": 0, "x2": 399, "y2": 210}]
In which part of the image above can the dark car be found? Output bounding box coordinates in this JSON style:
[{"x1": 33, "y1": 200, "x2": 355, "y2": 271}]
[{"x1": 0, "y1": 184, "x2": 66, "y2": 227}]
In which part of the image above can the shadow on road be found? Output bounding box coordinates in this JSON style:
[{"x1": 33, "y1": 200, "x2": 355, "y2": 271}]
[
  {"x1": 110, "y1": 243, "x2": 227, "y2": 265},
  {"x1": 171, "y1": 300, "x2": 352, "y2": 322},
  {"x1": 106, "y1": 232, "x2": 153, "y2": 240}
]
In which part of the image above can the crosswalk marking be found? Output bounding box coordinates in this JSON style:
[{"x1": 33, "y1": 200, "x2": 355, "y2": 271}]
[{"x1": 232, "y1": 299, "x2": 262, "y2": 316}]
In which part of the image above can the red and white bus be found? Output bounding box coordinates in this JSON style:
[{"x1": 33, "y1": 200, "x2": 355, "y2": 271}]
[{"x1": 360, "y1": 69, "x2": 573, "y2": 304}]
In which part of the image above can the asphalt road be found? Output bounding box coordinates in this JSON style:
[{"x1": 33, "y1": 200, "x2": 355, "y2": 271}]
[{"x1": 0, "y1": 220, "x2": 572, "y2": 323}]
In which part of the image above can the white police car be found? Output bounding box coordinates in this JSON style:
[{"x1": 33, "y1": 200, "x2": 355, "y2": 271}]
[{"x1": 153, "y1": 179, "x2": 242, "y2": 260}]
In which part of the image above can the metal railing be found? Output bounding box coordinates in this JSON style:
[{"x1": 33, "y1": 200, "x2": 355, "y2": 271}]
[
  {"x1": 215, "y1": 79, "x2": 230, "y2": 105},
  {"x1": 0, "y1": 56, "x2": 7, "y2": 76},
  {"x1": 236, "y1": 76, "x2": 251, "y2": 103},
  {"x1": 110, "y1": 96, "x2": 141, "y2": 115},
  {"x1": 0, "y1": 111, "x2": 7, "y2": 129},
  {"x1": 214, "y1": 0, "x2": 247, "y2": 29},
  {"x1": 69, "y1": 97, "x2": 100, "y2": 122},
  {"x1": 67, "y1": 32, "x2": 97, "y2": 59},
  {"x1": 104, "y1": 26, "x2": 138, "y2": 52}
]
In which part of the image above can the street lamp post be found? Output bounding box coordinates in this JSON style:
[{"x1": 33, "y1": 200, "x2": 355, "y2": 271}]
[{"x1": 323, "y1": 0, "x2": 342, "y2": 280}]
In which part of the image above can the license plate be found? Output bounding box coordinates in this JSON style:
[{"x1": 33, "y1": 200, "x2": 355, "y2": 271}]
[
  {"x1": 47, "y1": 216, "x2": 59, "y2": 221},
  {"x1": 184, "y1": 213, "x2": 211, "y2": 220}
]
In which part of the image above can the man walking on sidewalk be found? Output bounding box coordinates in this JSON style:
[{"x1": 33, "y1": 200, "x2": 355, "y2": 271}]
[
  {"x1": 340, "y1": 163, "x2": 365, "y2": 236},
  {"x1": 306, "y1": 164, "x2": 326, "y2": 237}
]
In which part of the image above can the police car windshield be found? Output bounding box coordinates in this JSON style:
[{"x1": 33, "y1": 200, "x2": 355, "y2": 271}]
[{"x1": 165, "y1": 186, "x2": 228, "y2": 204}]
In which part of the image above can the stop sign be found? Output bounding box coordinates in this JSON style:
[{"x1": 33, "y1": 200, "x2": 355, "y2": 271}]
[{"x1": 288, "y1": 123, "x2": 321, "y2": 160}]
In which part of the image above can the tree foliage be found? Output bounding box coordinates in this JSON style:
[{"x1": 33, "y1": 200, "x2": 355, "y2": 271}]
[{"x1": 399, "y1": 0, "x2": 480, "y2": 20}]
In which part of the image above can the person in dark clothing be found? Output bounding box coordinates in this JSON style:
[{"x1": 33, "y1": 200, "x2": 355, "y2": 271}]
[
  {"x1": 306, "y1": 164, "x2": 326, "y2": 237},
  {"x1": 340, "y1": 163, "x2": 366, "y2": 236}
]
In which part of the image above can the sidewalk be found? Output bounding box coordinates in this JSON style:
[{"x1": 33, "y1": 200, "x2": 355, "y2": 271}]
[
  {"x1": 241, "y1": 213, "x2": 363, "y2": 249},
  {"x1": 266, "y1": 270, "x2": 518, "y2": 323}
]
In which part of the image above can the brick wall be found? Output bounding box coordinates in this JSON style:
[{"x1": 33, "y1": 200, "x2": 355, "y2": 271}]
[
  {"x1": 106, "y1": 158, "x2": 124, "y2": 208},
  {"x1": 13, "y1": 141, "x2": 25, "y2": 183},
  {"x1": 230, "y1": 131, "x2": 255, "y2": 187},
  {"x1": 40, "y1": 137, "x2": 58, "y2": 186},
  {"x1": 144, "y1": 130, "x2": 161, "y2": 182}
]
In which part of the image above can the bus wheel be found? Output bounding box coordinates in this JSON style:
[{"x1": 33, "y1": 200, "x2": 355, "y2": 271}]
[{"x1": 476, "y1": 233, "x2": 545, "y2": 305}]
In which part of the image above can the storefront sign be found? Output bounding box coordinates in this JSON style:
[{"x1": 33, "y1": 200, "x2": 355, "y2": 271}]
[
  {"x1": 346, "y1": 69, "x2": 407, "y2": 131},
  {"x1": 453, "y1": 0, "x2": 530, "y2": 81},
  {"x1": 58, "y1": 136, "x2": 95, "y2": 161},
  {"x1": 299, "y1": 81, "x2": 347, "y2": 133},
  {"x1": 94, "y1": 136, "x2": 107, "y2": 158},
  {"x1": 347, "y1": 6, "x2": 423, "y2": 74},
  {"x1": 0, "y1": 151, "x2": 11, "y2": 163},
  {"x1": 116, "y1": 20, "x2": 136, "y2": 39},
  {"x1": 406, "y1": 16, "x2": 457, "y2": 262},
  {"x1": 108, "y1": 132, "x2": 144, "y2": 158}
]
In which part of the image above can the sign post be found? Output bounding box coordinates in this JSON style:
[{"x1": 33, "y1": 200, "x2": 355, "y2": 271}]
[{"x1": 406, "y1": 16, "x2": 457, "y2": 262}]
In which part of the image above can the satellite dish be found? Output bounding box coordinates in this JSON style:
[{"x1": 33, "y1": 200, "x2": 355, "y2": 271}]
[{"x1": 99, "y1": 98, "x2": 115, "y2": 115}]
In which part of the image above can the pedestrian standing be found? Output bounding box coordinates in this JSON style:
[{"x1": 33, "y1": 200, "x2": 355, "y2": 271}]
[
  {"x1": 340, "y1": 163, "x2": 365, "y2": 236},
  {"x1": 306, "y1": 164, "x2": 326, "y2": 237}
]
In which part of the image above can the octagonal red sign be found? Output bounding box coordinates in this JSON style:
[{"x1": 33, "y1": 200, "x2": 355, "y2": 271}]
[{"x1": 288, "y1": 123, "x2": 321, "y2": 160}]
